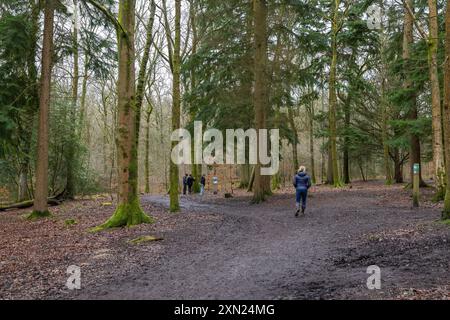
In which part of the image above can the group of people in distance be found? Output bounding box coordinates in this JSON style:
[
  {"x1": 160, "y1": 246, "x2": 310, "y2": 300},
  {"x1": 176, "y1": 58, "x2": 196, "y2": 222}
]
[
  {"x1": 181, "y1": 166, "x2": 312, "y2": 219},
  {"x1": 182, "y1": 173, "x2": 206, "y2": 196}
]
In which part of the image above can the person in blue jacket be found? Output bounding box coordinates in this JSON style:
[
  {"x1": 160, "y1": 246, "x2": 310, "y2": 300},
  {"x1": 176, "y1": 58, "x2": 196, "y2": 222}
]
[{"x1": 293, "y1": 166, "x2": 312, "y2": 217}]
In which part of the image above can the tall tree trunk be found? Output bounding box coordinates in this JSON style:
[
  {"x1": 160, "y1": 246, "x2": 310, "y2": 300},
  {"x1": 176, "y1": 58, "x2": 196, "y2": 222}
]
[
  {"x1": 287, "y1": 106, "x2": 299, "y2": 171},
  {"x1": 100, "y1": 88, "x2": 109, "y2": 175},
  {"x1": 403, "y1": 0, "x2": 425, "y2": 187},
  {"x1": 65, "y1": 0, "x2": 79, "y2": 200},
  {"x1": 343, "y1": 146, "x2": 349, "y2": 184},
  {"x1": 321, "y1": 82, "x2": 329, "y2": 184},
  {"x1": 94, "y1": 0, "x2": 152, "y2": 230},
  {"x1": 79, "y1": 58, "x2": 90, "y2": 166},
  {"x1": 190, "y1": 1, "x2": 201, "y2": 193},
  {"x1": 343, "y1": 101, "x2": 350, "y2": 184},
  {"x1": 381, "y1": 97, "x2": 393, "y2": 185},
  {"x1": 31, "y1": 0, "x2": 55, "y2": 218},
  {"x1": 134, "y1": 0, "x2": 156, "y2": 150},
  {"x1": 247, "y1": 165, "x2": 255, "y2": 192},
  {"x1": 18, "y1": 169, "x2": 29, "y2": 202},
  {"x1": 307, "y1": 102, "x2": 316, "y2": 184},
  {"x1": 381, "y1": 63, "x2": 393, "y2": 185},
  {"x1": 442, "y1": 0, "x2": 450, "y2": 219},
  {"x1": 327, "y1": 146, "x2": 333, "y2": 184},
  {"x1": 79, "y1": 60, "x2": 88, "y2": 134},
  {"x1": 273, "y1": 5, "x2": 292, "y2": 181},
  {"x1": 428, "y1": 0, "x2": 445, "y2": 197},
  {"x1": 18, "y1": 0, "x2": 40, "y2": 202},
  {"x1": 393, "y1": 149, "x2": 404, "y2": 183},
  {"x1": 169, "y1": 0, "x2": 181, "y2": 212},
  {"x1": 252, "y1": 0, "x2": 270, "y2": 203},
  {"x1": 380, "y1": 0, "x2": 393, "y2": 186},
  {"x1": 144, "y1": 109, "x2": 151, "y2": 194},
  {"x1": 358, "y1": 160, "x2": 366, "y2": 182},
  {"x1": 328, "y1": 0, "x2": 341, "y2": 187}
]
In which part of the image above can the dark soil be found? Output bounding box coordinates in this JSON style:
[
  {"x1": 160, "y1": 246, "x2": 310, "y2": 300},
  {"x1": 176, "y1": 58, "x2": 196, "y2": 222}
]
[{"x1": 0, "y1": 181, "x2": 448, "y2": 300}]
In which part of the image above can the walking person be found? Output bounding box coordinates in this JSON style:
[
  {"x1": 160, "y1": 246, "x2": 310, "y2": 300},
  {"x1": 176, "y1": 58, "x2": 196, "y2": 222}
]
[
  {"x1": 182, "y1": 174, "x2": 188, "y2": 195},
  {"x1": 200, "y1": 174, "x2": 206, "y2": 195},
  {"x1": 187, "y1": 174, "x2": 195, "y2": 194},
  {"x1": 293, "y1": 166, "x2": 312, "y2": 217}
]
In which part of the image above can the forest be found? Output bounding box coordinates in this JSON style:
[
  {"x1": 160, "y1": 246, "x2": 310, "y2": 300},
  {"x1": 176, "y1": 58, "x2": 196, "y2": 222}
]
[{"x1": 0, "y1": 0, "x2": 449, "y2": 301}]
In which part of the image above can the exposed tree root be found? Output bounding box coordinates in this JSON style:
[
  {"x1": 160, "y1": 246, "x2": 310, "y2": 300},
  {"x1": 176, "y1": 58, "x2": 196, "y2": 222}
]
[
  {"x1": 91, "y1": 198, "x2": 154, "y2": 232},
  {"x1": 128, "y1": 235, "x2": 163, "y2": 245},
  {"x1": 27, "y1": 210, "x2": 52, "y2": 220},
  {"x1": 333, "y1": 181, "x2": 345, "y2": 188}
]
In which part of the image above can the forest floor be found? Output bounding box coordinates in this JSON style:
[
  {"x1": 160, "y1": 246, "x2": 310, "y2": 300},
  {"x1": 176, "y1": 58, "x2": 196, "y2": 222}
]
[{"x1": 0, "y1": 181, "x2": 449, "y2": 300}]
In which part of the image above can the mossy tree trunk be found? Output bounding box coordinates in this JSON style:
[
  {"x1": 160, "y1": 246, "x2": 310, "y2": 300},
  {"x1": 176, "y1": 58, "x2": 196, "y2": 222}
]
[
  {"x1": 442, "y1": 0, "x2": 450, "y2": 219},
  {"x1": 31, "y1": 0, "x2": 55, "y2": 219},
  {"x1": 94, "y1": 0, "x2": 152, "y2": 230},
  {"x1": 404, "y1": 0, "x2": 445, "y2": 192}
]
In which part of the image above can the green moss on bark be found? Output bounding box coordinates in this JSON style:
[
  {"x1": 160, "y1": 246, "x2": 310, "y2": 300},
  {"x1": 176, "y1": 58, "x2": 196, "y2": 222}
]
[
  {"x1": 442, "y1": 190, "x2": 450, "y2": 220},
  {"x1": 333, "y1": 180, "x2": 344, "y2": 188},
  {"x1": 432, "y1": 186, "x2": 446, "y2": 202},
  {"x1": 91, "y1": 198, "x2": 154, "y2": 232},
  {"x1": 27, "y1": 210, "x2": 51, "y2": 220}
]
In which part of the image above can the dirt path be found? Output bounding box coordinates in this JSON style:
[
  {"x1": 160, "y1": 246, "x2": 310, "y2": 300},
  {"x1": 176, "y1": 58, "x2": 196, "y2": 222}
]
[{"x1": 75, "y1": 182, "x2": 449, "y2": 300}]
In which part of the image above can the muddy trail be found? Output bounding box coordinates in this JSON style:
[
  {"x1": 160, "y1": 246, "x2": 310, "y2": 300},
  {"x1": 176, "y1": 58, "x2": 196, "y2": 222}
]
[{"x1": 73, "y1": 182, "x2": 449, "y2": 300}]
